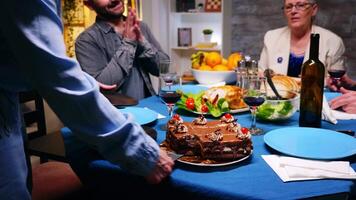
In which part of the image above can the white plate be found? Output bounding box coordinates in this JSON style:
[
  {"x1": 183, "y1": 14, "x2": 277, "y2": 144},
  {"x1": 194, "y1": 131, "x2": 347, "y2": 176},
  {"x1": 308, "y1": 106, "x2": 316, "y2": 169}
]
[
  {"x1": 176, "y1": 85, "x2": 249, "y2": 116},
  {"x1": 230, "y1": 107, "x2": 250, "y2": 113},
  {"x1": 177, "y1": 151, "x2": 252, "y2": 167},
  {"x1": 191, "y1": 107, "x2": 250, "y2": 116}
]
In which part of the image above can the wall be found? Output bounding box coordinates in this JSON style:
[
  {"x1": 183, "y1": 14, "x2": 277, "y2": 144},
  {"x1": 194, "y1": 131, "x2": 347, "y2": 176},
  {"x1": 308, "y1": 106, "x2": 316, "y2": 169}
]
[
  {"x1": 142, "y1": 0, "x2": 170, "y2": 53},
  {"x1": 142, "y1": 0, "x2": 170, "y2": 94},
  {"x1": 230, "y1": 0, "x2": 356, "y2": 78}
]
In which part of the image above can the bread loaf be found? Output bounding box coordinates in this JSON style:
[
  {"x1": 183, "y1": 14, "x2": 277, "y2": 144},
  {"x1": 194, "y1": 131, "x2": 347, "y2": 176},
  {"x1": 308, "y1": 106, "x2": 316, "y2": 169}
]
[{"x1": 270, "y1": 75, "x2": 300, "y2": 92}]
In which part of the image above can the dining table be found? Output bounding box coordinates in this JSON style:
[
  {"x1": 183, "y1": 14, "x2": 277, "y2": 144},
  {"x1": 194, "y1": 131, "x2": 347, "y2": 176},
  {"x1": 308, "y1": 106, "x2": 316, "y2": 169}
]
[{"x1": 61, "y1": 89, "x2": 356, "y2": 200}]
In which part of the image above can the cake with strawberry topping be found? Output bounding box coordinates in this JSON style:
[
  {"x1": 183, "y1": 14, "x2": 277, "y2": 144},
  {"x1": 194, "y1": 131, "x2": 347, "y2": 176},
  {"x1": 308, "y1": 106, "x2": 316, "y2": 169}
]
[{"x1": 166, "y1": 114, "x2": 253, "y2": 160}]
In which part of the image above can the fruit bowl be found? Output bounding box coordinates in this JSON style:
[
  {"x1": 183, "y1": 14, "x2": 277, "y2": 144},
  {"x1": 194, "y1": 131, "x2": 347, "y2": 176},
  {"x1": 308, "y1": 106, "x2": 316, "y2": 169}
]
[
  {"x1": 256, "y1": 90, "x2": 299, "y2": 121},
  {"x1": 192, "y1": 69, "x2": 236, "y2": 85}
]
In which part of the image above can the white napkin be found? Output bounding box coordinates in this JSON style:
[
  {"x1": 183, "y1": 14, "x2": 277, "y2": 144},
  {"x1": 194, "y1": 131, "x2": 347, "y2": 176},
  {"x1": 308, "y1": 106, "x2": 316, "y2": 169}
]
[
  {"x1": 322, "y1": 96, "x2": 337, "y2": 124},
  {"x1": 197, "y1": 81, "x2": 226, "y2": 88},
  {"x1": 262, "y1": 155, "x2": 356, "y2": 182},
  {"x1": 322, "y1": 95, "x2": 356, "y2": 124},
  {"x1": 331, "y1": 110, "x2": 356, "y2": 120},
  {"x1": 144, "y1": 107, "x2": 166, "y2": 119}
]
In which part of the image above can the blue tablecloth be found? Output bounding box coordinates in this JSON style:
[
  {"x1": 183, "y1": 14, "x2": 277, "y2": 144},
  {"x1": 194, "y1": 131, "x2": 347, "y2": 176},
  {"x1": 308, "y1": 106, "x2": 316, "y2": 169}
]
[{"x1": 61, "y1": 92, "x2": 356, "y2": 200}]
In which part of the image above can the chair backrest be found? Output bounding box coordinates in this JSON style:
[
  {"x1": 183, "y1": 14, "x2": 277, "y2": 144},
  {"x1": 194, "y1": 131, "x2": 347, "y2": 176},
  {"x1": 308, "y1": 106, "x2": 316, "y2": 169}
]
[
  {"x1": 19, "y1": 90, "x2": 47, "y2": 140},
  {"x1": 20, "y1": 90, "x2": 67, "y2": 163}
]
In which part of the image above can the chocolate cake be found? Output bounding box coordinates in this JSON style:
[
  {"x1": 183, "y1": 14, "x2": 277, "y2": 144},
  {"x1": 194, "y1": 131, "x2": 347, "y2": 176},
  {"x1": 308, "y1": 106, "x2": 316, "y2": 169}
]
[{"x1": 166, "y1": 114, "x2": 253, "y2": 160}]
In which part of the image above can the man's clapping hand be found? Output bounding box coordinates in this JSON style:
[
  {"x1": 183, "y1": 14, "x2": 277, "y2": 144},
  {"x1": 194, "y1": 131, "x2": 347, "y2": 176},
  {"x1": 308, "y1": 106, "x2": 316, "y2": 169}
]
[{"x1": 123, "y1": 8, "x2": 143, "y2": 42}]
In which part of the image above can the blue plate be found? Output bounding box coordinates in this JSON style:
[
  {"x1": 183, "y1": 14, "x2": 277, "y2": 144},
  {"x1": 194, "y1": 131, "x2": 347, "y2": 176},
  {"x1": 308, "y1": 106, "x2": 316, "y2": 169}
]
[
  {"x1": 161, "y1": 84, "x2": 208, "y2": 93},
  {"x1": 118, "y1": 107, "x2": 158, "y2": 125},
  {"x1": 264, "y1": 127, "x2": 356, "y2": 160}
]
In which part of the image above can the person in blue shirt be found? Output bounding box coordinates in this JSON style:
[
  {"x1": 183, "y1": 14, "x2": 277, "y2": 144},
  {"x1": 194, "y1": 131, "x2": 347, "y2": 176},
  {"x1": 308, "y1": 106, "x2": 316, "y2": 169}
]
[{"x1": 0, "y1": 1, "x2": 173, "y2": 199}]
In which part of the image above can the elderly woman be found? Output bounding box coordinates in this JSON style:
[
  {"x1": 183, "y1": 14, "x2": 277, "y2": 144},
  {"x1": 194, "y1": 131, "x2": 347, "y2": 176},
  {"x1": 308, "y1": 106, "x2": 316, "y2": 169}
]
[{"x1": 258, "y1": 0, "x2": 345, "y2": 78}]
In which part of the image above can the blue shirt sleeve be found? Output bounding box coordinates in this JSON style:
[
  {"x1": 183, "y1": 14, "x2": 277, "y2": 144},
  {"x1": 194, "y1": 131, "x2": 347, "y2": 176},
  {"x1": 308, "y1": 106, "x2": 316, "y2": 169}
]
[{"x1": 0, "y1": 0, "x2": 159, "y2": 177}]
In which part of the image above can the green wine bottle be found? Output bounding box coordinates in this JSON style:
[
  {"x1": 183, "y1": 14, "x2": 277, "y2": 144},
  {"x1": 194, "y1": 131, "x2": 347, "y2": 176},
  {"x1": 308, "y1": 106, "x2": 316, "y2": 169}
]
[{"x1": 299, "y1": 34, "x2": 325, "y2": 128}]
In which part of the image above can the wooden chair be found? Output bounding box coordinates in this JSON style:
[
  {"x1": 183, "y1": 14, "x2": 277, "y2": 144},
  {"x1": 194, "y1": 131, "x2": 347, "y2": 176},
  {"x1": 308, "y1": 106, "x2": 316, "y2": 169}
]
[
  {"x1": 19, "y1": 90, "x2": 66, "y2": 163},
  {"x1": 19, "y1": 90, "x2": 85, "y2": 199},
  {"x1": 19, "y1": 90, "x2": 47, "y2": 140}
]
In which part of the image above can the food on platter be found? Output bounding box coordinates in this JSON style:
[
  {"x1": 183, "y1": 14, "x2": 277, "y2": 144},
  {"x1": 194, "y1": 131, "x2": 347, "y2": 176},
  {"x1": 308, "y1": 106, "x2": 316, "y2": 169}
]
[
  {"x1": 203, "y1": 85, "x2": 247, "y2": 110},
  {"x1": 256, "y1": 90, "x2": 300, "y2": 121},
  {"x1": 176, "y1": 85, "x2": 247, "y2": 117},
  {"x1": 269, "y1": 75, "x2": 300, "y2": 92},
  {"x1": 164, "y1": 114, "x2": 253, "y2": 161},
  {"x1": 176, "y1": 89, "x2": 229, "y2": 117}
]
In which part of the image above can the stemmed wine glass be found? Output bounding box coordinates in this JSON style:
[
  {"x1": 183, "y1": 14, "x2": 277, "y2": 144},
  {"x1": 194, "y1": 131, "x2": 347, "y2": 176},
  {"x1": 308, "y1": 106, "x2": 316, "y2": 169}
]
[
  {"x1": 158, "y1": 72, "x2": 182, "y2": 118},
  {"x1": 326, "y1": 55, "x2": 347, "y2": 91},
  {"x1": 242, "y1": 76, "x2": 267, "y2": 135}
]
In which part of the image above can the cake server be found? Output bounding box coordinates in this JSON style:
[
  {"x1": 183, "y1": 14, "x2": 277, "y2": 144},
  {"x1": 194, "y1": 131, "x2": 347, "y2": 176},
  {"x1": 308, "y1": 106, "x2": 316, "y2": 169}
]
[{"x1": 166, "y1": 151, "x2": 184, "y2": 161}]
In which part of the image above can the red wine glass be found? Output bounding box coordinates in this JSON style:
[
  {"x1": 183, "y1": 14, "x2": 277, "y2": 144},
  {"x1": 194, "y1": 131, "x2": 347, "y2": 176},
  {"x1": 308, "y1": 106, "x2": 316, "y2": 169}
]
[
  {"x1": 242, "y1": 76, "x2": 267, "y2": 135},
  {"x1": 159, "y1": 72, "x2": 181, "y2": 118},
  {"x1": 326, "y1": 56, "x2": 347, "y2": 90}
]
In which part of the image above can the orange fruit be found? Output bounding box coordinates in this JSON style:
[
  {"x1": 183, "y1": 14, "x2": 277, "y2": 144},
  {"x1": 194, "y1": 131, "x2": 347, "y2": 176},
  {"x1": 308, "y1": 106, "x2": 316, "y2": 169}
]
[
  {"x1": 227, "y1": 52, "x2": 242, "y2": 69},
  {"x1": 199, "y1": 64, "x2": 213, "y2": 71},
  {"x1": 213, "y1": 64, "x2": 229, "y2": 71},
  {"x1": 205, "y1": 52, "x2": 222, "y2": 67},
  {"x1": 222, "y1": 58, "x2": 228, "y2": 65}
]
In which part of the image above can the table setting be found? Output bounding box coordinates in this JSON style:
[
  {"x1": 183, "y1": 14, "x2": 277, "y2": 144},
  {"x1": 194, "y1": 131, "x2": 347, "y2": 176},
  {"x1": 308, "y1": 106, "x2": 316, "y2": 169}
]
[
  {"x1": 140, "y1": 93, "x2": 355, "y2": 198},
  {"x1": 60, "y1": 57, "x2": 356, "y2": 200},
  {"x1": 95, "y1": 80, "x2": 354, "y2": 199}
]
